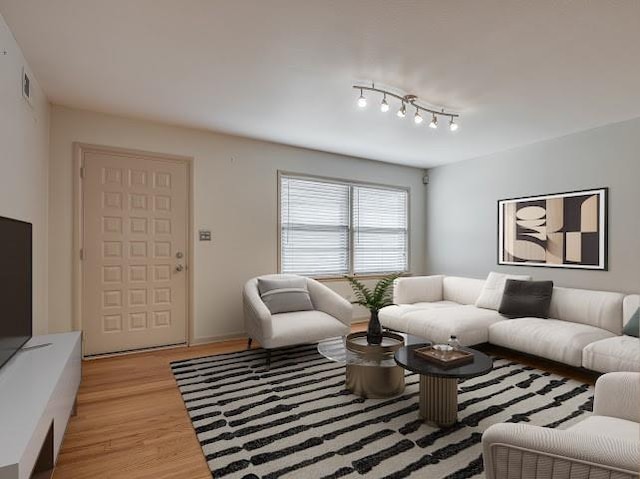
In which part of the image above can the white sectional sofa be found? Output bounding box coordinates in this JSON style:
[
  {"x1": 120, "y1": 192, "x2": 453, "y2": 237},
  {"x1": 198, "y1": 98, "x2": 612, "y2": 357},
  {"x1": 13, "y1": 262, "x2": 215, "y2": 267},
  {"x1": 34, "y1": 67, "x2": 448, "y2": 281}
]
[{"x1": 379, "y1": 275, "x2": 640, "y2": 373}]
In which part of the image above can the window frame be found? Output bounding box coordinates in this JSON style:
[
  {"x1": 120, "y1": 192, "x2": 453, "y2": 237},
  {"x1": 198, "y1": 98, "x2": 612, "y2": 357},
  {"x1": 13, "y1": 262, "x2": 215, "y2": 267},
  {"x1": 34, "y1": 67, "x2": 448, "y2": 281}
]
[{"x1": 277, "y1": 171, "x2": 411, "y2": 279}]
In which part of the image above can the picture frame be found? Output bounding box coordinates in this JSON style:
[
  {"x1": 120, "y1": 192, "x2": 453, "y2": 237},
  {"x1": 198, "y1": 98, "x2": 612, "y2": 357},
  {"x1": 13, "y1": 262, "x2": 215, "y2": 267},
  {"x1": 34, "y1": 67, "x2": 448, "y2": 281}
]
[{"x1": 498, "y1": 188, "x2": 608, "y2": 270}]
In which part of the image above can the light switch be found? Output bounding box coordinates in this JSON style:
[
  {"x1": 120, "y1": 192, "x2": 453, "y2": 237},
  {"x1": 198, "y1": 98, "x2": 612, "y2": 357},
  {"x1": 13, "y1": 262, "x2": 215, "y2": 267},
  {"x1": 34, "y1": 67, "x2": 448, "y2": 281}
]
[{"x1": 199, "y1": 230, "x2": 212, "y2": 241}]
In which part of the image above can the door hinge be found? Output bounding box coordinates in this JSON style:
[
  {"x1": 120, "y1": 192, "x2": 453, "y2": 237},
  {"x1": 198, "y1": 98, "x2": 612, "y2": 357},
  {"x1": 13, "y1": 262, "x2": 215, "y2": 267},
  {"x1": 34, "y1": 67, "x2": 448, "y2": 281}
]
[
  {"x1": 80, "y1": 166, "x2": 85, "y2": 179},
  {"x1": 80, "y1": 248, "x2": 84, "y2": 260}
]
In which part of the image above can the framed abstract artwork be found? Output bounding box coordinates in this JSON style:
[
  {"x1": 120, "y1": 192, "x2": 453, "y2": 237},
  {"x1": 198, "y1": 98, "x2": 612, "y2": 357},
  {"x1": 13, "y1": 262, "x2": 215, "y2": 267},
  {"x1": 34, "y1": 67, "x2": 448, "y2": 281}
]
[{"x1": 498, "y1": 188, "x2": 608, "y2": 270}]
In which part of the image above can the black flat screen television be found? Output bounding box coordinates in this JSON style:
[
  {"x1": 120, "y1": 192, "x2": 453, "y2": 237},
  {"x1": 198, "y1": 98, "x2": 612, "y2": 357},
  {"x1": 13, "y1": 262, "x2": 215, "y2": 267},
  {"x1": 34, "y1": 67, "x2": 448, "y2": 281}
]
[{"x1": 0, "y1": 216, "x2": 32, "y2": 370}]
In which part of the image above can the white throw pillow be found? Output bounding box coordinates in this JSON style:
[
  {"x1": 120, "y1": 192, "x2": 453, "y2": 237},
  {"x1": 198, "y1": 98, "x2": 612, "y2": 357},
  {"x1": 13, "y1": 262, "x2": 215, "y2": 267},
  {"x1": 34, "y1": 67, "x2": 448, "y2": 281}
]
[{"x1": 475, "y1": 272, "x2": 531, "y2": 311}]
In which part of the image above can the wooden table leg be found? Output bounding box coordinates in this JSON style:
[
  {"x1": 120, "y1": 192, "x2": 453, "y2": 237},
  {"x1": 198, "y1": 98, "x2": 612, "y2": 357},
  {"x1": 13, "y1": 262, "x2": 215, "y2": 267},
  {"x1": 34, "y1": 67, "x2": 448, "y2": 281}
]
[{"x1": 419, "y1": 375, "x2": 458, "y2": 426}]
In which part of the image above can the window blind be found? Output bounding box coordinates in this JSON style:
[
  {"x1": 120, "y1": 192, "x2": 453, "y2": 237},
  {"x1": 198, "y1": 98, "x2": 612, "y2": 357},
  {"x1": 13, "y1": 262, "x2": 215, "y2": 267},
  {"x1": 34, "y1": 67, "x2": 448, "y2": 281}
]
[
  {"x1": 280, "y1": 174, "x2": 409, "y2": 276},
  {"x1": 353, "y1": 186, "x2": 408, "y2": 274},
  {"x1": 280, "y1": 176, "x2": 350, "y2": 276}
]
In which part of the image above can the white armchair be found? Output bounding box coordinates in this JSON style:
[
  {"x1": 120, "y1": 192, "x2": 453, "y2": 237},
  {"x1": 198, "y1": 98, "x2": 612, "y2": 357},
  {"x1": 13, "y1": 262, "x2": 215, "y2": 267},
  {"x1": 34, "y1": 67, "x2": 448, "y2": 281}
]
[
  {"x1": 482, "y1": 372, "x2": 640, "y2": 479},
  {"x1": 243, "y1": 274, "x2": 352, "y2": 363}
]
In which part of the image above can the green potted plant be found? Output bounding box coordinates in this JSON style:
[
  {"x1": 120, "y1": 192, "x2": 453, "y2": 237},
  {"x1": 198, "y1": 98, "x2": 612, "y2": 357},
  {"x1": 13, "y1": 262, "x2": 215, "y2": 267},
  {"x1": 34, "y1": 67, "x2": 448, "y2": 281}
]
[{"x1": 346, "y1": 273, "x2": 402, "y2": 345}]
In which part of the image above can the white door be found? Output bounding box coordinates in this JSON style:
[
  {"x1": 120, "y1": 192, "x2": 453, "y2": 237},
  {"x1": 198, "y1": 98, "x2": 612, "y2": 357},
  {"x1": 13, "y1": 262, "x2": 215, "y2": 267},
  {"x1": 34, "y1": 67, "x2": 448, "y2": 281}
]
[{"x1": 82, "y1": 149, "x2": 189, "y2": 355}]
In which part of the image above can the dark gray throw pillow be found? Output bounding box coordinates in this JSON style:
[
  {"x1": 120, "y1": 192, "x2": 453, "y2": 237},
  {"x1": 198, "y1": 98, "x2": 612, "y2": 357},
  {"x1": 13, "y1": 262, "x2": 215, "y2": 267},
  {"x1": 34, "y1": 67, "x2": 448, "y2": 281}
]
[
  {"x1": 257, "y1": 277, "x2": 314, "y2": 315},
  {"x1": 623, "y1": 308, "x2": 639, "y2": 337},
  {"x1": 498, "y1": 280, "x2": 554, "y2": 319}
]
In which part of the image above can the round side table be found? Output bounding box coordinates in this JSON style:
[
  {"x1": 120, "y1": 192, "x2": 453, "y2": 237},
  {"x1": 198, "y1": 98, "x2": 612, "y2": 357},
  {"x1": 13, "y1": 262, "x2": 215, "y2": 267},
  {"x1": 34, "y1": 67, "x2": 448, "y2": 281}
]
[
  {"x1": 318, "y1": 331, "x2": 408, "y2": 398},
  {"x1": 394, "y1": 344, "x2": 493, "y2": 426}
]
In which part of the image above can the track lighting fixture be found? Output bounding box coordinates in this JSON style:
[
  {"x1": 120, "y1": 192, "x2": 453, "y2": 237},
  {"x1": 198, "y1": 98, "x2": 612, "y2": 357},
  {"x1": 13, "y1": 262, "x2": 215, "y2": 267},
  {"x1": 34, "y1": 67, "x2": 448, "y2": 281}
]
[
  {"x1": 353, "y1": 83, "x2": 459, "y2": 131},
  {"x1": 380, "y1": 94, "x2": 389, "y2": 112},
  {"x1": 357, "y1": 89, "x2": 367, "y2": 108}
]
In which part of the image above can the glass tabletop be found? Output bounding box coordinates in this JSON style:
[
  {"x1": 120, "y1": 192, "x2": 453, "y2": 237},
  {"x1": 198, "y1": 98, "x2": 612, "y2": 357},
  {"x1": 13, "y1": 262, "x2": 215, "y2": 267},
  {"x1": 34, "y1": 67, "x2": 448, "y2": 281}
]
[
  {"x1": 317, "y1": 336, "x2": 349, "y2": 362},
  {"x1": 317, "y1": 333, "x2": 428, "y2": 367}
]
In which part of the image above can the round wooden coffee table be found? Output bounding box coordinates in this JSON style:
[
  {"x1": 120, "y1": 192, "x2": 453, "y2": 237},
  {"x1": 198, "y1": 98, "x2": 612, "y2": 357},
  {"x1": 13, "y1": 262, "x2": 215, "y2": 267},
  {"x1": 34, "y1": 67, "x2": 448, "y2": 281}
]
[{"x1": 394, "y1": 344, "x2": 493, "y2": 426}]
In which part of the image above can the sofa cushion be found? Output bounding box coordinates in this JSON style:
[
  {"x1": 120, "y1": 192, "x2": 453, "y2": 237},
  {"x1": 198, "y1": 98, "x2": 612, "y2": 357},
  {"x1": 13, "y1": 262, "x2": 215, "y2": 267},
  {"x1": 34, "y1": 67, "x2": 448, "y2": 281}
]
[
  {"x1": 269, "y1": 310, "x2": 349, "y2": 349},
  {"x1": 409, "y1": 300, "x2": 460, "y2": 309},
  {"x1": 393, "y1": 275, "x2": 444, "y2": 304},
  {"x1": 582, "y1": 336, "x2": 640, "y2": 373},
  {"x1": 498, "y1": 280, "x2": 554, "y2": 318},
  {"x1": 548, "y1": 287, "x2": 625, "y2": 335},
  {"x1": 442, "y1": 276, "x2": 486, "y2": 305},
  {"x1": 258, "y1": 277, "x2": 314, "y2": 314},
  {"x1": 567, "y1": 415, "x2": 640, "y2": 443},
  {"x1": 379, "y1": 301, "x2": 460, "y2": 333},
  {"x1": 398, "y1": 305, "x2": 504, "y2": 346},
  {"x1": 475, "y1": 272, "x2": 531, "y2": 311},
  {"x1": 489, "y1": 318, "x2": 615, "y2": 367}
]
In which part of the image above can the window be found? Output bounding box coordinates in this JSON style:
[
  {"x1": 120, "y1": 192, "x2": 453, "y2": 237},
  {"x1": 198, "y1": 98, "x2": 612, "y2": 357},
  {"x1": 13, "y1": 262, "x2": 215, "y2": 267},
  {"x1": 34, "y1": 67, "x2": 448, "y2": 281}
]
[
  {"x1": 280, "y1": 176, "x2": 350, "y2": 276},
  {"x1": 279, "y1": 174, "x2": 408, "y2": 277},
  {"x1": 352, "y1": 185, "x2": 409, "y2": 275}
]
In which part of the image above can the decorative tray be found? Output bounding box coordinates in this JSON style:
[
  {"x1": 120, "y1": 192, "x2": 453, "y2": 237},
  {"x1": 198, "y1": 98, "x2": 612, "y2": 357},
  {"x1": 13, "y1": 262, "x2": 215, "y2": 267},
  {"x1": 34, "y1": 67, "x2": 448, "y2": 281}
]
[{"x1": 413, "y1": 345, "x2": 474, "y2": 368}]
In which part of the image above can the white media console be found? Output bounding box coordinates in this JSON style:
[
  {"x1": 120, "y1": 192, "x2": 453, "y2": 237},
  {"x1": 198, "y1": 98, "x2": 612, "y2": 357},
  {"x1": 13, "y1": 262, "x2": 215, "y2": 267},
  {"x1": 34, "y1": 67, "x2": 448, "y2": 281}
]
[{"x1": 0, "y1": 332, "x2": 81, "y2": 479}]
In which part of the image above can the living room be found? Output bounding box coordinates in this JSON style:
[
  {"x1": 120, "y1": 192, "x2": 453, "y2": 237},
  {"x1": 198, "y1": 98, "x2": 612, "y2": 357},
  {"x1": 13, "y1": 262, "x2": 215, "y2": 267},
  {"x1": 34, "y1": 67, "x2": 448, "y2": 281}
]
[{"x1": 0, "y1": 2, "x2": 638, "y2": 478}]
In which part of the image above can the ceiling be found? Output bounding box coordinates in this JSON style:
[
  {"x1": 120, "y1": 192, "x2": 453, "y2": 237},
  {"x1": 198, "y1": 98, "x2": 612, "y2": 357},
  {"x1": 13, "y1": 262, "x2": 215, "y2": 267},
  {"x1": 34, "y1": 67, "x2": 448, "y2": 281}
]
[{"x1": 1, "y1": 1, "x2": 639, "y2": 168}]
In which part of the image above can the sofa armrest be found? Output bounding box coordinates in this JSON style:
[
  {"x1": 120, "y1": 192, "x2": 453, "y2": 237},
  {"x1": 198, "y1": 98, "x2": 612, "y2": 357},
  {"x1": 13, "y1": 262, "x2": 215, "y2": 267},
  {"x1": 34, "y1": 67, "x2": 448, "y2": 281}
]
[
  {"x1": 482, "y1": 423, "x2": 640, "y2": 479},
  {"x1": 393, "y1": 275, "x2": 444, "y2": 305},
  {"x1": 243, "y1": 280, "x2": 273, "y2": 341},
  {"x1": 594, "y1": 372, "x2": 640, "y2": 423},
  {"x1": 307, "y1": 278, "x2": 353, "y2": 327}
]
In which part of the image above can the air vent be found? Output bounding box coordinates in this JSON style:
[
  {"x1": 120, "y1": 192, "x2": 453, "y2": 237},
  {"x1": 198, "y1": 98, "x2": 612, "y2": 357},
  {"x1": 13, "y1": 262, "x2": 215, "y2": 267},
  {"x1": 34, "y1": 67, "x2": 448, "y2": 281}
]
[{"x1": 22, "y1": 67, "x2": 32, "y2": 106}]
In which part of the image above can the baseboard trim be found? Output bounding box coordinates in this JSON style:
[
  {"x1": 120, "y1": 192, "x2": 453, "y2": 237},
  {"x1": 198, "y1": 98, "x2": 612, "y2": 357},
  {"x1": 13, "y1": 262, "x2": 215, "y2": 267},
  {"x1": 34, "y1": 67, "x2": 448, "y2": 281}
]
[
  {"x1": 190, "y1": 332, "x2": 248, "y2": 346},
  {"x1": 191, "y1": 318, "x2": 369, "y2": 347},
  {"x1": 351, "y1": 316, "x2": 369, "y2": 324},
  {"x1": 83, "y1": 342, "x2": 187, "y2": 359}
]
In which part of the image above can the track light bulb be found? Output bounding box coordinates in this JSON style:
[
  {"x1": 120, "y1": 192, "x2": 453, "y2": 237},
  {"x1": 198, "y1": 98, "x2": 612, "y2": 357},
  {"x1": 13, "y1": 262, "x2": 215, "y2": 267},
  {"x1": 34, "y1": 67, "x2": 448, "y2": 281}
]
[
  {"x1": 414, "y1": 109, "x2": 423, "y2": 124},
  {"x1": 449, "y1": 118, "x2": 458, "y2": 131},
  {"x1": 429, "y1": 114, "x2": 438, "y2": 129},
  {"x1": 380, "y1": 96, "x2": 389, "y2": 112},
  {"x1": 397, "y1": 103, "x2": 406, "y2": 118},
  {"x1": 357, "y1": 92, "x2": 367, "y2": 108}
]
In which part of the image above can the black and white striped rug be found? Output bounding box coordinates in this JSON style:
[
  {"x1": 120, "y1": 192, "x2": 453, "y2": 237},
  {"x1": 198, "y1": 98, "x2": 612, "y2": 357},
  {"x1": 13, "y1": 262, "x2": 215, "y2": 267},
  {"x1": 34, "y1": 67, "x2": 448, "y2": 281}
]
[{"x1": 171, "y1": 344, "x2": 593, "y2": 479}]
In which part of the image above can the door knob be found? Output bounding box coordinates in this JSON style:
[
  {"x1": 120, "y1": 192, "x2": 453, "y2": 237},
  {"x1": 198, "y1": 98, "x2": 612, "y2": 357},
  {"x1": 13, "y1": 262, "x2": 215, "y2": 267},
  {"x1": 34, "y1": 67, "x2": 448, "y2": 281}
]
[{"x1": 175, "y1": 264, "x2": 184, "y2": 272}]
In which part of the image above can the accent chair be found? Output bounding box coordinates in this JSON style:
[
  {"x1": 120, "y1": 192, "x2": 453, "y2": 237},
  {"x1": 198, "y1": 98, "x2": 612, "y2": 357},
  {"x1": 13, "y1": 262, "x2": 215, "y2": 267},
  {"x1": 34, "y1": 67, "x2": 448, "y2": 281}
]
[
  {"x1": 243, "y1": 274, "x2": 352, "y2": 366},
  {"x1": 482, "y1": 371, "x2": 640, "y2": 479}
]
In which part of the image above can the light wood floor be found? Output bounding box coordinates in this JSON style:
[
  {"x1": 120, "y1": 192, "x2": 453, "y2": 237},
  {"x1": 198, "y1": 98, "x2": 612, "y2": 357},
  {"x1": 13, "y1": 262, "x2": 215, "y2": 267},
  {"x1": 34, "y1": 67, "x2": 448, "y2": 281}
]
[
  {"x1": 54, "y1": 324, "x2": 367, "y2": 479},
  {"x1": 53, "y1": 339, "x2": 250, "y2": 479},
  {"x1": 53, "y1": 324, "x2": 595, "y2": 479}
]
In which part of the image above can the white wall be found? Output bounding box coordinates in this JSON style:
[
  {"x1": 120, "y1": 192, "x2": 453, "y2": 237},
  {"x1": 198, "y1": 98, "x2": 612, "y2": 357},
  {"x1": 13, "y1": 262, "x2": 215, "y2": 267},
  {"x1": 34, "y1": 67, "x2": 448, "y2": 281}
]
[
  {"x1": 49, "y1": 106, "x2": 426, "y2": 343},
  {"x1": 0, "y1": 13, "x2": 50, "y2": 334},
  {"x1": 426, "y1": 117, "x2": 640, "y2": 294}
]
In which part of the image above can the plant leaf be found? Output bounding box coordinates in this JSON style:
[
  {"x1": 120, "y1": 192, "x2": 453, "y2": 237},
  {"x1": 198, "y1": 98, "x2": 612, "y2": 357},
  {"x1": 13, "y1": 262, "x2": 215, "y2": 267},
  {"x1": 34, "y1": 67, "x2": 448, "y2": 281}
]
[
  {"x1": 345, "y1": 276, "x2": 373, "y2": 306},
  {"x1": 346, "y1": 273, "x2": 402, "y2": 312}
]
